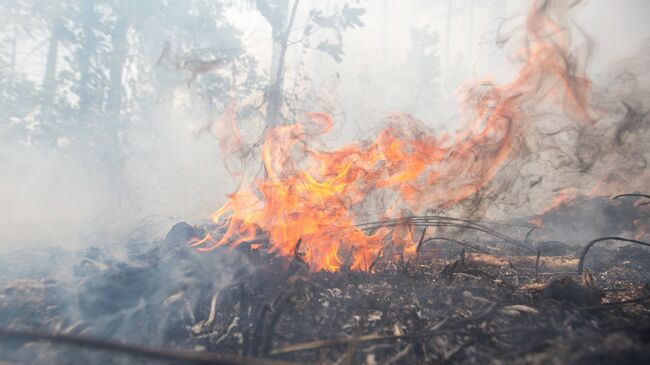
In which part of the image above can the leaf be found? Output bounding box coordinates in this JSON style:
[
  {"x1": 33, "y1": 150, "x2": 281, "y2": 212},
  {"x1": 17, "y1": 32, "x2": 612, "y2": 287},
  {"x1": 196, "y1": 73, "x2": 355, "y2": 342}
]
[
  {"x1": 341, "y1": 4, "x2": 365, "y2": 29},
  {"x1": 316, "y1": 41, "x2": 344, "y2": 63}
]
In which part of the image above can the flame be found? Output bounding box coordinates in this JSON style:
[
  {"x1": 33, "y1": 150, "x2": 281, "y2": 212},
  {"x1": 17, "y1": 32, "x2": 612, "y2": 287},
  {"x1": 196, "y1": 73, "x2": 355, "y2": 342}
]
[{"x1": 193, "y1": 0, "x2": 597, "y2": 271}]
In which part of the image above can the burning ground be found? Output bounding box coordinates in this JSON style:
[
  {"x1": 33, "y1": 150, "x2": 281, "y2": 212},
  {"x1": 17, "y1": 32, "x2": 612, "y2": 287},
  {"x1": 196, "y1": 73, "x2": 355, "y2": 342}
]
[{"x1": 2, "y1": 0, "x2": 650, "y2": 364}]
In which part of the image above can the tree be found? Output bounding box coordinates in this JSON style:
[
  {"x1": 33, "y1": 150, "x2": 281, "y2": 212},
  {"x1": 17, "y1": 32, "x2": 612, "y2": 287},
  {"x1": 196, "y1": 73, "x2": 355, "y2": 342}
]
[{"x1": 255, "y1": 0, "x2": 366, "y2": 126}]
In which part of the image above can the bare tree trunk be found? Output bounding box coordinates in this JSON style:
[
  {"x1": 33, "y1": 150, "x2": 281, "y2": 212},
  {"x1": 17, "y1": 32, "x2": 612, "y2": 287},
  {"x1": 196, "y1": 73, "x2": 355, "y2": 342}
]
[
  {"x1": 41, "y1": 18, "x2": 63, "y2": 122},
  {"x1": 269, "y1": 0, "x2": 289, "y2": 86},
  {"x1": 265, "y1": 0, "x2": 300, "y2": 126},
  {"x1": 104, "y1": 14, "x2": 130, "y2": 195},
  {"x1": 78, "y1": 0, "x2": 96, "y2": 115},
  {"x1": 107, "y1": 17, "x2": 128, "y2": 121}
]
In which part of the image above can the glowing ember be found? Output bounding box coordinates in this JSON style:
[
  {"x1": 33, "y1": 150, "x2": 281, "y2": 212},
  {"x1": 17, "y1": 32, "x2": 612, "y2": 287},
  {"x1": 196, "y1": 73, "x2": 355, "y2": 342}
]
[{"x1": 193, "y1": 0, "x2": 597, "y2": 271}]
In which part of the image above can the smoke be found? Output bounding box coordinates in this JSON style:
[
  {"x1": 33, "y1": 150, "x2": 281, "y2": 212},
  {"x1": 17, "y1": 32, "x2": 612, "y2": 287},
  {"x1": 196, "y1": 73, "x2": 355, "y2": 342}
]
[
  {"x1": 0, "y1": 143, "x2": 113, "y2": 250},
  {"x1": 195, "y1": 0, "x2": 650, "y2": 273},
  {"x1": 0, "y1": 94, "x2": 235, "y2": 252},
  {"x1": 0, "y1": 1, "x2": 649, "y2": 363}
]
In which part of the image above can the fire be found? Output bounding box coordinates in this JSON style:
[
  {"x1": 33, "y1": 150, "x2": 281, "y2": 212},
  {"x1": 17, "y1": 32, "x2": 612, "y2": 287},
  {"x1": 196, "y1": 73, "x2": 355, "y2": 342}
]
[
  {"x1": 542, "y1": 187, "x2": 578, "y2": 212},
  {"x1": 193, "y1": 0, "x2": 597, "y2": 271}
]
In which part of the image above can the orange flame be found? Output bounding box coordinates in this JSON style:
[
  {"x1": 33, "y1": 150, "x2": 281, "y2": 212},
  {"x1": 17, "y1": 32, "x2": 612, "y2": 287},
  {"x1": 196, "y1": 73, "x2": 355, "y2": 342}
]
[{"x1": 194, "y1": 0, "x2": 596, "y2": 271}]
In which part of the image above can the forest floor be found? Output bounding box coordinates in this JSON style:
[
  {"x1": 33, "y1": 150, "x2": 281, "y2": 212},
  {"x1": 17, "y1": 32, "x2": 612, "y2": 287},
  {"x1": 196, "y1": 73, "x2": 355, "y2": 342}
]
[{"x1": 1, "y1": 222, "x2": 649, "y2": 365}]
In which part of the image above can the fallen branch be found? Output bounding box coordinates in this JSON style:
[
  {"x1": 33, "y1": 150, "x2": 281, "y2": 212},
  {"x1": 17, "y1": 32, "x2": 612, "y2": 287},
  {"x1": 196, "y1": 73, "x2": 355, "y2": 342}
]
[{"x1": 0, "y1": 327, "x2": 307, "y2": 365}]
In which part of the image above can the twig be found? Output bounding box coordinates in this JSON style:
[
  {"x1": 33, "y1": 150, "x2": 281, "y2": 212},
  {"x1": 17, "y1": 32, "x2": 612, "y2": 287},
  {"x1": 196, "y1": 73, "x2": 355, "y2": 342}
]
[
  {"x1": 577, "y1": 236, "x2": 650, "y2": 274},
  {"x1": 293, "y1": 238, "x2": 306, "y2": 265},
  {"x1": 0, "y1": 327, "x2": 307, "y2": 365},
  {"x1": 534, "y1": 249, "x2": 541, "y2": 275},
  {"x1": 612, "y1": 193, "x2": 650, "y2": 201},
  {"x1": 367, "y1": 245, "x2": 385, "y2": 273},
  {"x1": 524, "y1": 226, "x2": 536, "y2": 246},
  {"x1": 415, "y1": 228, "x2": 428, "y2": 255}
]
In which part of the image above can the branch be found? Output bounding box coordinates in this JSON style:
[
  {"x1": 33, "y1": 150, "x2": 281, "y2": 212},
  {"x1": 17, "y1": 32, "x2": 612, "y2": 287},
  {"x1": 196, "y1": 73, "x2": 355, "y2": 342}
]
[
  {"x1": 0, "y1": 327, "x2": 308, "y2": 365},
  {"x1": 612, "y1": 193, "x2": 650, "y2": 201}
]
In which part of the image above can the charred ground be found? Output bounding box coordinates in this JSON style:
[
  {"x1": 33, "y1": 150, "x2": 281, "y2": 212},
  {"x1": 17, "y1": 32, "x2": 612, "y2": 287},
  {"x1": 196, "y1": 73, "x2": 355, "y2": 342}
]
[{"x1": 1, "y1": 197, "x2": 649, "y2": 365}]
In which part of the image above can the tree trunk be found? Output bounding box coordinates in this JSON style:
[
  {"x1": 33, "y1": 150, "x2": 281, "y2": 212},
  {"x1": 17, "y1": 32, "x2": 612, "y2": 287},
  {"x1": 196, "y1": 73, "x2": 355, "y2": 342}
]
[
  {"x1": 269, "y1": 0, "x2": 289, "y2": 86},
  {"x1": 265, "y1": 0, "x2": 300, "y2": 126},
  {"x1": 78, "y1": 0, "x2": 96, "y2": 115},
  {"x1": 41, "y1": 18, "x2": 63, "y2": 122},
  {"x1": 103, "y1": 13, "x2": 130, "y2": 195},
  {"x1": 107, "y1": 17, "x2": 128, "y2": 121}
]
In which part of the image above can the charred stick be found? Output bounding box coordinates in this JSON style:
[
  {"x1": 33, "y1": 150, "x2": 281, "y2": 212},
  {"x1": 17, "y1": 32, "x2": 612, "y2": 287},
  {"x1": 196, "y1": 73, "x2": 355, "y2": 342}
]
[
  {"x1": 460, "y1": 249, "x2": 466, "y2": 267},
  {"x1": 612, "y1": 193, "x2": 650, "y2": 201},
  {"x1": 262, "y1": 293, "x2": 293, "y2": 356},
  {"x1": 524, "y1": 226, "x2": 537, "y2": 246},
  {"x1": 399, "y1": 252, "x2": 406, "y2": 272},
  {"x1": 577, "y1": 236, "x2": 650, "y2": 274},
  {"x1": 293, "y1": 238, "x2": 304, "y2": 262},
  {"x1": 534, "y1": 249, "x2": 541, "y2": 275},
  {"x1": 0, "y1": 327, "x2": 306, "y2": 365},
  {"x1": 249, "y1": 303, "x2": 270, "y2": 357},
  {"x1": 415, "y1": 228, "x2": 428, "y2": 255},
  {"x1": 367, "y1": 245, "x2": 385, "y2": 273}
]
